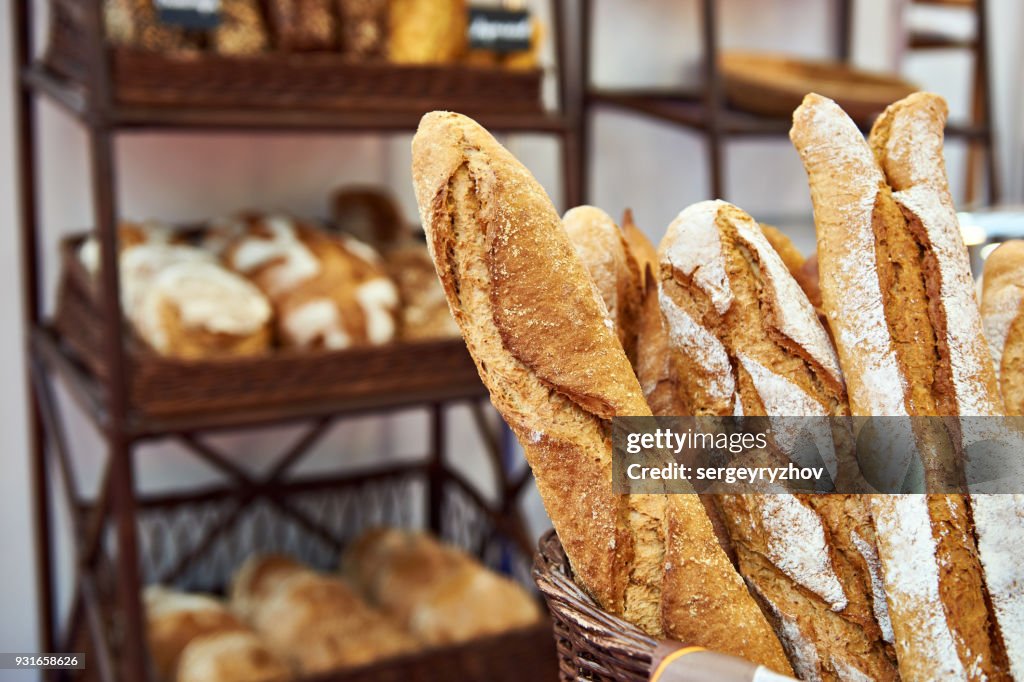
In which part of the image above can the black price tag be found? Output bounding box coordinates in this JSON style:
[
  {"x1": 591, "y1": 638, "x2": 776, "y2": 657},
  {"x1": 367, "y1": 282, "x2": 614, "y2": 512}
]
[
  {"x1": 155, "y1": 0, "x2": 222, "y2": 29},
  {"x1": 467, "y1": 7, "x2": 532, "y2": 53}
]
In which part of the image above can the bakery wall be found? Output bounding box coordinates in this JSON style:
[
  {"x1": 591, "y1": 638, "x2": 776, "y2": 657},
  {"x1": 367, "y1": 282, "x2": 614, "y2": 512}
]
[{"x1": 1, "y1": 0, "x2": 1022, "y2": 666}]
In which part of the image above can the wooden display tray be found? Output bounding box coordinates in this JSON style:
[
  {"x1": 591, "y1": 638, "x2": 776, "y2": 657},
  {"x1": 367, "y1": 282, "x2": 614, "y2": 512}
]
[
  {"x1": 720, "y1": 51, "x2": 918, "y2": 121},
  {"x1": 45, "y1": 0, "x2": 543, "y2": 115},
  {"x1": 54, "y1": 234, "x2": 484, "y2": 419}
]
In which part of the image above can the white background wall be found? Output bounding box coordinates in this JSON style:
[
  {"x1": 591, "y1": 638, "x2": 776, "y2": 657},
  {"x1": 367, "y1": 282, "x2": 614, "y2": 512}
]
[{"x1": 1, "y1": 0, "x2": 1021, "y2": 671}]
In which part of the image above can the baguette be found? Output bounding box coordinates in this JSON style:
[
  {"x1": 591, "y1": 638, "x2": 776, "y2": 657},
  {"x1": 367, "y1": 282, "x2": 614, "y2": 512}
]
[
  {"x1": 621, "y1": 210, "x2": 684, "y2": 416},
  {"x1": 981, "y1": 240, "x2": 1024, "y2": 415},
  {"x1": 563, "y1": 205, "x2": 642, "y2": 366},
  {"x1": 657, "y1": 199, "x2": 896, "y2": 681},
  {"x1": 792, "y1": 92, "x2": 1006, "y2": 681},
  {"x1": 411, "y1": 111, "x2": 789, "y2": 670}
]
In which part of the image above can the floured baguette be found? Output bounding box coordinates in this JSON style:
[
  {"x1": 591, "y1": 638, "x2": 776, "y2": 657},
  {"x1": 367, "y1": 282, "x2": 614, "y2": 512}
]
[
  {"x1": 563, "y1": 205, "x2": 643, "y2": 366},
  {"x1": 981, "y1": 240, "x2": 1024, "y2": 415},
  {"x1": 657, "y1": 199, "x2": 896, "y2": 681},
  {"x1": 792, "y1": 92, "x2": 1006, "y2": 681},
  {"x1": 873, "y1": 93, "x2": 1023, "y2": 681},
  {"x1": 411, "y1": 111, "x2": 789, "y2": 670}
]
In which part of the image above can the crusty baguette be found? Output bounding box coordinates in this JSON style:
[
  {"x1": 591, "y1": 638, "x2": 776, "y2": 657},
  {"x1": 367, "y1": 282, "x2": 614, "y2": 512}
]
[
  {"x1": 792, "y1": 92, "x2": 1006, "y2": 681},
  {"x1": 411, "y1": 111, "x2": 789, "y2": 670},
  {"x1": 621, "y1": 208, "x2": 657, "y2": 289},
  {"x1": 981, "y1": 240, "x2": 1024, "y2": 415},
  {"x1": 869, "y1": 92, "x2": 1002, "y2": 418},
  {"x1": 658, "y1": 199, "x2": 896, "y2": 681},
  {"x1": 874, "y1": 94, "x2": 1023, "y2": 681},
  {"x1": 562, "y1": 205, "x2": 642, "y2": 366},
  {"x1": 619, "y1": 209, "x2": 683, "y2": 415}
]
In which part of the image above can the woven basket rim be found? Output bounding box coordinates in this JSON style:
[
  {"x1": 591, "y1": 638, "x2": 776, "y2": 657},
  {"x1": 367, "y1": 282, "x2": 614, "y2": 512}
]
[{"x1": 532, "y1": 530, "x2": 658, "y2": 677}]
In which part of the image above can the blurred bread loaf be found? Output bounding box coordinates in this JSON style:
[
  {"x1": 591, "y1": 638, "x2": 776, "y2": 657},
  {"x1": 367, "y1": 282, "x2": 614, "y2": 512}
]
[
  {"x1": 981, "y1": 240, "x2": 1024, "y2": 415},
  {"x1": 176, "y1": 630, "x2": 291, "y2": 682},
  {"x1": 245, "y1": 567, "x2": 419, "y2": 674},
  {"x1": 383, "y1": 243, "x2": 459, "y2": 340},
  {"x1": 563, "y1": 205, "x2": 642, "y2": 365},
  {"x1": 792, "y1": 91, "x2": 1006, "y2": 681},
  {"x1": 229, "y1": 554, "x2": 308, "y2": 623},
  {"x1": 411, "y1": 111, "x2": 790, "y2": 672},
  {"x1": 120, "y1": 244, "x2": 272, "y2": 359},
  {"x1": 389, "y1": 0, "x2": 467, "y2": 63},
  {"x1": 337, "y1": 0, "x2": 388, "y2": 58},
  {"x1": 214, "y1": 0, "x2": 269, "y2": 55},
  {"x1": 221, "y1": 214, "x2": 399, "y2": 350},
  {"x1": 342, "y1": 529, "x2": 541, "y2": 645},
  {"x1": 265, "y1": 0, "x2": 336, "y2": 51},
  {"x1": 144, "y1": 586, "x2": 249, "y2": 682}
]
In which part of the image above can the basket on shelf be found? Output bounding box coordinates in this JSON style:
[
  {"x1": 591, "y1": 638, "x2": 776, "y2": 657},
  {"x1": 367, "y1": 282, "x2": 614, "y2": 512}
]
[
  {"x1": 53, "y1": 234, "x2": 485, "y2": 418},
  {"x1": 720, "y1": 51, "x2": 918, "y2": 121},
  {"x1": 44, "y1": 0, "x2": 544, "y2": 115},
  {"x1": 533, "y1": 530, "x2": 658, "y2": 682},
  {"x1": 82, "y1": 463, "x2": 557, "y2": 682}
]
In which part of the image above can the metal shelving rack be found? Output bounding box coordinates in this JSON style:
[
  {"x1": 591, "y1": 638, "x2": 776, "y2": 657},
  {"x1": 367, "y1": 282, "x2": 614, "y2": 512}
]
[
  {"x1": 11, "y1": 2, "x2": 579, "y2": 680},
  {"x1": 578, "y1": 0, "x2": 998, "y2": 204}
]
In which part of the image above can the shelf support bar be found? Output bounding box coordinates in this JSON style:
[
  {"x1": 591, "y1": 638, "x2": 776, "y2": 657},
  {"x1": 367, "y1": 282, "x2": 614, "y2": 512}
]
[{"x1": 12, "y1": 0, "x2": 56, "y2": 671}]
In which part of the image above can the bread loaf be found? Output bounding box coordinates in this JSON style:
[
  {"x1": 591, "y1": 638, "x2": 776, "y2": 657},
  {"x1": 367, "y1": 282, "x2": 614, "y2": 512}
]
[
  {"x1": 119, "y1": 244, "x2": 272, "y2": 359},
  {"x1": 563, "y1": 205, "x2": 642, "y2": 365},
  {"x1": 342, "y1": 529, "x2": 541, "y2": 645},
  {"x1": 657, "y1": 199, "x2": 896, "y2": 680},
  {"x1": 176, "y1": 631, "x2": 291, "y2": 682},
  {"x1": 213, "y1": 0, "x2": 268, "y2": 55},
  {"x1": 229, "y1": 554, "x2": 308, "y2": 623},
  {"x1": 233, "y1": 558, "x2": 419, "y2": 674},
  {"x1": 144, "y1": 587, "x2": 249, "y2": 682},
  {"x1": 981, "y1": 240, "x2": 1024, "y2": 415},
  {"x1": 221, "y1": 215, "x2": 399, "y2": 350},
  {"x1": 336, "y1": 0, "x2": 388, "y2": 58},
  {"x1": 792, "y1": 91, "x2": 1006, "y2": 681},
  {"x1": 265, "y1": 0, "x2": 336, "y2": 51},
  {"x1": 411, "y1": 111, "x2": 788, "y2": 671},
  {"x1": 389, "y1": 0, "x2": 466, "y2": 64},
  {"x1": 622, "y1": 210, "x2": 683, "y2": 416}
]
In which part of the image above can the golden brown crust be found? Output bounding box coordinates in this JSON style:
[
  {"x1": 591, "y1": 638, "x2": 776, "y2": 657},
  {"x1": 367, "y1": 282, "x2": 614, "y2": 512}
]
[
  {"x1": 411, "y1": 110, "x2": 638, "y2": 614},
  {"x1": 661, "y1": 496, "x2": 793, "y2": 675},
  {"x1": 411, "y1": 112, "x2": 775, "y2": 651},
  {"x1": 563, "y1": 205, "x2": 643, "y2": 366},
  {"x1": 621, "y1": 209, "x2": 658, "y2": 289},
  {"x1": 229, "y1": 554, "x2": 307, "y2": 623},
  {"x1": 981, "y1": 241, "x2": 1024, "y2": 414},
  {"x1": 759, "y1": 224, "x2": 806, "y2": 275}
]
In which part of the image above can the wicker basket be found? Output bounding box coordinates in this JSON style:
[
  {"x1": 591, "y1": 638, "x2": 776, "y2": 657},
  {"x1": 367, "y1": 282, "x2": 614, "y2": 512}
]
[
  {"x1": 53, "y1": 234, "x2": 484, "y2": 418},
  {"x1": 82, "y1": 463, "x2": 557, "y2": 681},
  {"x1": 533, "y1": 530, "x2": 659, "y2": 682},
  {"x1": 720, "y1": 51, "x2": 917, "y2": 121},
  {"x1": 45, "y1": 0, "x2": 543, "y2": 114}
]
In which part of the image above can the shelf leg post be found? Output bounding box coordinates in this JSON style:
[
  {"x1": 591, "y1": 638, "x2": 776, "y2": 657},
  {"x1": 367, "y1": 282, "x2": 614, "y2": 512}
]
[
  {"x1": 701, "y1": 0, "x2": 725, "y2": 200},
  {"x1": 427, "y1": 404, "x2": 446, "y2": 536},
  {"x1": 974, "y1": 0, "x2": 999, "y2": 205},
  {"x1": 578, "y1": 0, "x2": 593, "y2": 205},
  {"x1": 90, "y1": 125, "x2": 149, "y2": 680},
  {"x1": 12, "y1": 0, "x2": 56, "y2": 673}
]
